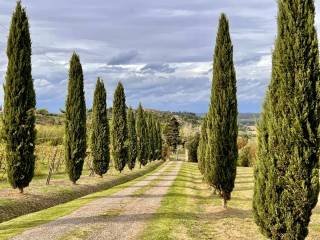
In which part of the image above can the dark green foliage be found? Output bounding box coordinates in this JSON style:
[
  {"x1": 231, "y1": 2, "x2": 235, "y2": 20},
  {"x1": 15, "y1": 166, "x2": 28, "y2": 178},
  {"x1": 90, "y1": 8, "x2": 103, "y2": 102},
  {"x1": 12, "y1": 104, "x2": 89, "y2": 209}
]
[
  {"x1": 136, "y1": 103, "x2": 148, "y2": 166},
  {"x1": 111, "y1": 82, "x2": 127, "y2": 172},
  {"x1": 127, "y1": 107, "x2": 137, "y2": 170},
  {"x1": 65, "y1": 53, "x2": 87, "y2": 184},
  {"x1": 145, "y1": 113, "x2": 153, "y2": 161},
  {"x1": 153, "y1": 118, "x2": 162, "y2": 160},
  {"x1": 146, "y1": 114, "x2": 157, "y2": 161},
  {"x1": 205, "y1": 14, "x2": 238, "y2": 208},
  {"x1": 91, "y1": 78, "x2": 109, "y2": 176},
  {"x1": 163, "y1": 116, "x2": 180, "y2": 152},
  {"x1": 253, "y1": 0, "x2": 320, "y2": 239},
  {"x1": 155, "y1": 121, "x2": 163, "y2": 159},
  {"x1": 198, "y1": 116, "x2": 207, "y2": 175},
  {"x1": 3, "y1": 2, "x2": 36, "y2": 192},
  {"x1": 187, "y1": 133, "x2": 200, "y2": 162}
]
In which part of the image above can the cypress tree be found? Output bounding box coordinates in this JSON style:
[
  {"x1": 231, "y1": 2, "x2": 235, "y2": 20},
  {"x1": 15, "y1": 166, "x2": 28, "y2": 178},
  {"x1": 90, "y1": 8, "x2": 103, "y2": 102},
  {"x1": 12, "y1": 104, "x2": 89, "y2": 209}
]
[
  {"x1": 163, "y1": 116, "x2": 180, "y2": 153},
  {"x1": 146, "y1": 114, "x2": 155, "y2": 161},
  {"x1": 111, "y1": 82, "x2": 127, "y2": 172},
  {"x1": 65, "y1": 53, "x2": 87, "y2": 184},
  {"x1": 187, "y1": 133, "x2": 200, "y2": 163},
  {"x1": 127, "y1": 107, "x2": 137, "y2": 170},
  {"x1": 198, "y1": 116, "x2": 207, "y2": 175},
  {"x1": 91, "y1": 78, "x2": 109, "y2": 177},
  {"x1": 205, "y1": 14, "x2": 238, "y2": 208},
  {"x1": 151, "y1": 117, "x2": 158, "y2": 161},
  {"x1": 253, "y1": 0, "x2": 320, "y2": 238},
  {"x1": 3, "y1": 2, "x2": 36, "y2": 193},
  {"x1": 156, "y1": 121, "x2": 163, "y2": 159},
  {"x1": 136, "y1": 103, "x2": 148, "y2": 166}
]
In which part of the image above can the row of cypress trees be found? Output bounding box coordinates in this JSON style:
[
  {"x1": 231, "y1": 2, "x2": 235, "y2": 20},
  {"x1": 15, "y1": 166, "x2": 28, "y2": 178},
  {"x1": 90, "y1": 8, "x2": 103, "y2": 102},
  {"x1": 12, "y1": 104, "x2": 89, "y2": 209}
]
[
  {"x1": 199, "y1": 1, "x2": 320, "y2": 238},
  {"x1": 3, "y1": 2, "x2": 163, "y2": 191},
  {"x1": 59, "y1": 54, "x2": 164, "y2": 183},
  {"x1": 198, "y1": 14, "x2": 238, "y2": 209}
]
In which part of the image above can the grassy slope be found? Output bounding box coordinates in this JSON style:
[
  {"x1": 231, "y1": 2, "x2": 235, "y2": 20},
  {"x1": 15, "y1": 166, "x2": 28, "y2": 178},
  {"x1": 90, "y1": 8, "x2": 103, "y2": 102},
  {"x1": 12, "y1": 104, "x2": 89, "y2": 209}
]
[
  {"x1": 141, "y1": 162, "x2": 320, "y2": 240},
  {"x1": 0, "y1": 161, "x2": 170, "y2": 239},
  {"x1": 0, "y1": 161, "x2": 163, "y2": 223}
]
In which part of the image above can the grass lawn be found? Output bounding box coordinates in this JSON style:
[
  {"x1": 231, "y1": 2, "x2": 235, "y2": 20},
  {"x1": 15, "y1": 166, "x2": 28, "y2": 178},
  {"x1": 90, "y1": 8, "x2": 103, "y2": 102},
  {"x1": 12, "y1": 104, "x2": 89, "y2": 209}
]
[
  {"x1": 141, "y1": 162, "x2": 320, "y2": 240},
  {"x1": 0, "y1": 160, "x2": 163, "y2": 223}
]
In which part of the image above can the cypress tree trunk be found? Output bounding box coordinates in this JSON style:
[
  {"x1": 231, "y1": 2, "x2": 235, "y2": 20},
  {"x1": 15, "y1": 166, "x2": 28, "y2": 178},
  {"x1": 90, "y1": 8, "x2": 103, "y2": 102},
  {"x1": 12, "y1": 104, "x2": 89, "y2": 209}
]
[
  {"x1": 127, "y1": 107, "x2": 137, "y2": 170},
  {"x1": 3, "y1": 2, "x2": 36, "y2": 193},
  {"x1": 111, "y1": 82, "x2": 128, "y2": 172},
  {"x1": 205, "y1": 14, "x2": 238, "y2": 208},
  {"x1": 91, "y1": 78, "x2": 109, "y2": 177},
  {"x1": 253, "y1": 0, "x2": 320, "y2": 239},
  {"x1": 65, "y1": 53, "x2": 87, "y2": 184},
  {"x1": 136, "y1": 103, "x2": 148, "y2": 166}
]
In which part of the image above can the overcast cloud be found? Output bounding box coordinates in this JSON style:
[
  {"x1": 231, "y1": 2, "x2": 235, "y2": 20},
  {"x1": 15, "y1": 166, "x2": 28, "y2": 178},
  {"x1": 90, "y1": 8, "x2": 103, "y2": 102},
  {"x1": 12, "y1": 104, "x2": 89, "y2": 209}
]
[{"x1": 0, "y1": 0, "x2": 319, "y2": 113}]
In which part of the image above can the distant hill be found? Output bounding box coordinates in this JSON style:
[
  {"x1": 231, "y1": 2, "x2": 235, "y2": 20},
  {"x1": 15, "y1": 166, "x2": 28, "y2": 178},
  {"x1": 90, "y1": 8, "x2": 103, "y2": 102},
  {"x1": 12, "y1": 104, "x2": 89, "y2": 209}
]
[{"x1": 32, "y1": 108, "x2": 259, "y2": 129}]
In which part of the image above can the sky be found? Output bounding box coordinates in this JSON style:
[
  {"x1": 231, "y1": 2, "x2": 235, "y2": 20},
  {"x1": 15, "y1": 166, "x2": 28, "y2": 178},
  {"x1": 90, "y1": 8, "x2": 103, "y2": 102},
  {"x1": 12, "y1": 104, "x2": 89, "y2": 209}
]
[{"x1": 0, "y1": 0, "x2": 319, "y2": 113}]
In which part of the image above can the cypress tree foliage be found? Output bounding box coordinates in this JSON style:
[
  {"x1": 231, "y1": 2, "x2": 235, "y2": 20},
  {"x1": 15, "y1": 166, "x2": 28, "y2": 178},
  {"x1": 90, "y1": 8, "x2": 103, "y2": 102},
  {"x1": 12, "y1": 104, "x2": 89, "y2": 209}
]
[
  {"x1": 136, "y1": 103, "x2": 148, "y2": 166},
  {"x1": 3, "y1": 2, "x2": 36, "y2": 193},
  {"x1": 111, "y1": 82, "x2": 128, "y2": 173},
  {"x1": 253, "y1": 1, "x2": 320, "y2": 238},
  {"x1": 156, "y1": 121, "x2": 163, "y2": 159},
  {"x1": 91, "y1": 78, "x2": 109, "y2": 177},
  {"x1": 205, "y1": 14, "x2": 238, "y2": 208},
  {"x1": 145, "y1": 113, "x2": 153, "y2": 161},
  {"x1": 65, "y1": 53, "x2": 87, "y2": 184},
  {"x1": 151, "y1": 117, "x2": 158, "y2": 161},
  {"x1": 187, "y1": 133, "x2": 200, "y2": 162},
  {"x1": 198, "y1": 116, "x2": 207, "y2": 175},
  {"x1": 147, "y1": 114, "x2": 156, "y2": 161},
  {"x1": 127, "y1": 107, "x2": 137, "y2": 170},
  {"x1": 163, "y1": 116, "x2": 180, "y2": 153}
]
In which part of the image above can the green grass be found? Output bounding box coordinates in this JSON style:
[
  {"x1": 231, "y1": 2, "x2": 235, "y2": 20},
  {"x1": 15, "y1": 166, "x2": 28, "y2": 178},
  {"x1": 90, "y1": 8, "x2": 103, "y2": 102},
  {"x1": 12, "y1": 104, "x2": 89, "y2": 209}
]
[
  {"x1": 0, "y1": 161, "x2": 163, "y2": 222},
  {"x1": 141, "y1": 162, "x2": 320, "y2": 240},
  {"x1": 0, "y1": 161, "x2": 168, "y2": 239}
]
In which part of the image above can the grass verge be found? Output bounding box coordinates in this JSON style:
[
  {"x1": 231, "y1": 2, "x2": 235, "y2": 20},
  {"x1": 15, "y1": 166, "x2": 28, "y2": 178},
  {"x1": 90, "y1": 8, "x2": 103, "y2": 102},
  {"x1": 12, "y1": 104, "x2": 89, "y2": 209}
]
[
  {"x1": 0, "y1": 161, "x2": 166, "y2": 239},
  {"x1": 0, "y1": 161, "x2": 163, "y2": 223},
  {"x1": 141, "y1": 162, "x2": 319, "y2": 240}
]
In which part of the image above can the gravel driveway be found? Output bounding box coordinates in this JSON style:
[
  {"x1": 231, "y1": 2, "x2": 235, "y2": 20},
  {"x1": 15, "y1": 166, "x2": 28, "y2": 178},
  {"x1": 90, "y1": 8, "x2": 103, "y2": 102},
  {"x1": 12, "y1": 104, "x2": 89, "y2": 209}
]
[{"x1": 11, "y1": 161, "x2": 182, "y2": 240}]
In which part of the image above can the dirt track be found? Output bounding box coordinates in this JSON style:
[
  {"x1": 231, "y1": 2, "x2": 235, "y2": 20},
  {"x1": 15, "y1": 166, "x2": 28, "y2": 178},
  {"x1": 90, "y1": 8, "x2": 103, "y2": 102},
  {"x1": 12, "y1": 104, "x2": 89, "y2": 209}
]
[{"x1": 11, "y1": 161, "x2": 182, "y2": 240}]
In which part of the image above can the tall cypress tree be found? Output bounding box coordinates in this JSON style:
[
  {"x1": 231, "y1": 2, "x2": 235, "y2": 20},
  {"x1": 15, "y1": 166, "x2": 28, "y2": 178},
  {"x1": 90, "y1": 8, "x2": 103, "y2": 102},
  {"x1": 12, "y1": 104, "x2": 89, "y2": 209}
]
[
  {"x1": 205, "y1": 14, "x2": 238, "y2": 208},
  {"x1": 146, "y1": 113, "x2": 155, "y2": 161},
  {"x1": 151, "y1": 116, "x2": 158, "y2": 161},
  {"x1": 136, "y1": 103, "x2": 148, "y2": 166},
  {"x1": 65, "y1": 53, "x2": 87, "y2": 184},
  {"x1": 91, "y1": 78, "x2": 109, "y2": 177},
  {"x1": 3, "y1": 2, "x2": 36, "y2": 193},
  {"x1": 127, "y1": 107, "x2": 137, "y2": 170},
  {"x1": 156, "y1": 121, "x2": 163, "y2": 159},
  {"x1": 111, "y1": 82, "x2": 127, "y2": 172},
  {"x1": 163, "y1": 116, "x2": 180, "y2": 153},
  {"x1": 198, "y1": 116, "x2": 207, "y2": 176},
  {"x1": 253, "y1": 1, "x2": 320, "y2": 238}
]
